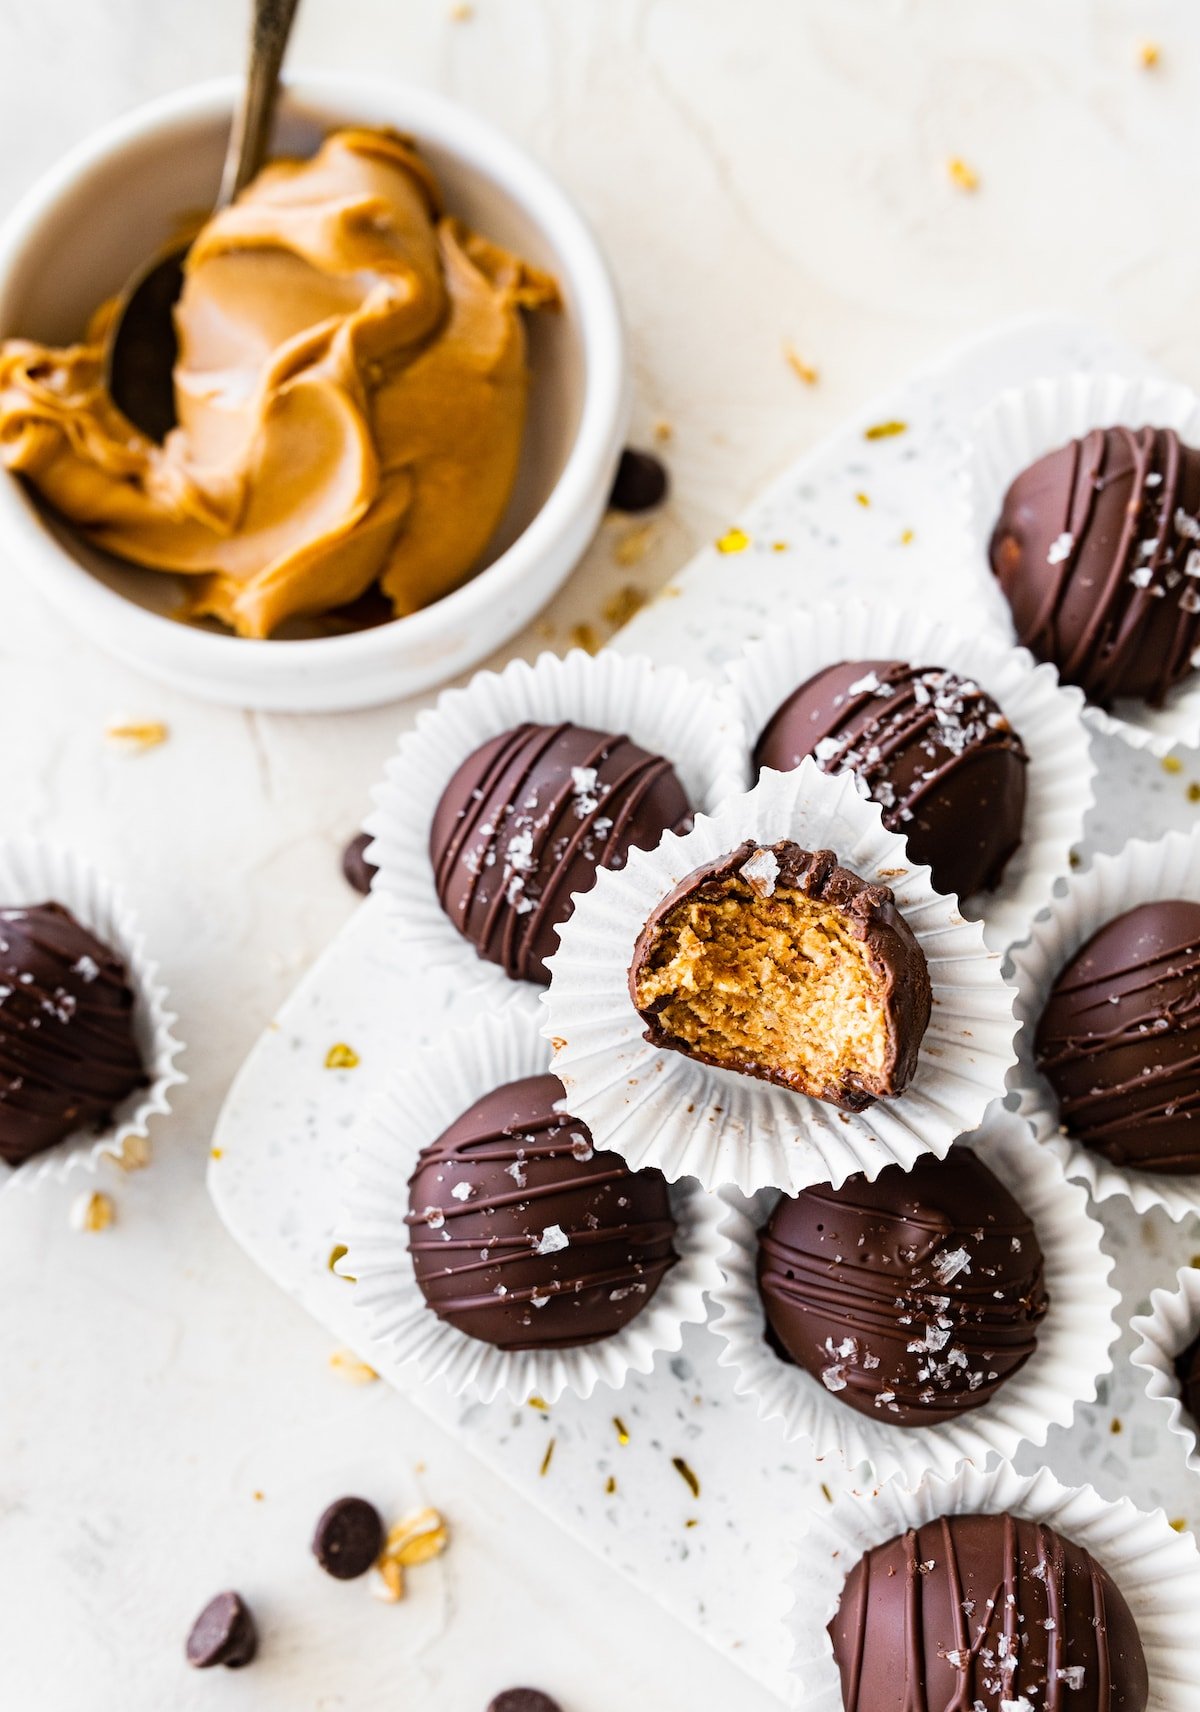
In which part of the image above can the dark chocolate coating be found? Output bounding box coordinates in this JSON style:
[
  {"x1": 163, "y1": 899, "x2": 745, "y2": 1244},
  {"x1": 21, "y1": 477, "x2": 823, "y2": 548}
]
[
  {"x1": 1176, "y1": 1330, "x2": 1200, "y2": 1427},
  {"x1": 430, "y1": 722, "x2": 691, "y2": 984},
  {"x1": 1035, "y1": 899, "x2": 1200, "y2": 1174},
  {"x1": 628, "y1": 841, "x2": 932, "y2": 1109},
  {"x1": 754, "y1": 659, "x2": 1028, "y2": 900},
  {"x1": 311, "y1": 1496, "x2": 384, "y2": 1580},
  {"x1": 829, "y1": 1511, "x2": 1148, "y2": 1712},
  {"x1": 757, "y1": 1149, "x2": 1048, "y2": 1426},
  {"x1": 609, "y1": 447, "x2": 669, "y2": 513},
  {"x1": 407, "y1": 1074, "x2": 677, "y2": 1350},
  {"x1": 185, "y1": 1591, "x2": 258, "y2": 1670},
  {"x1": 0, "y1": 902, "x2": 146, "y2": 1168},
  {"x1": 990, "y1": 425, "x2": 1200, "y2": 707}
]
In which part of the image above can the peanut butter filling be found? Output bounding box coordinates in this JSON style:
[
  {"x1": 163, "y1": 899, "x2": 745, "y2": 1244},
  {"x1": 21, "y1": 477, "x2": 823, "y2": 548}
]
[
  {"x1": 631, "y1": 880, "x2": 891, "y2": 1097},
  {"x1": 0, "y1": 127, "x2": 558, "y2": 638}
]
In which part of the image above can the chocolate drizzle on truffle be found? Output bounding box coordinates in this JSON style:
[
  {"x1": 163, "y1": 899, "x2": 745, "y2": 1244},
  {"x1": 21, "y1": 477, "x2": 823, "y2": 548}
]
[
  {"x1": 990, "y1": 425, "x2": 1200, "y2": 707},
  {"x1": 828, "y1": 1511, "x2": 1149, "y2": 1712},
  {"x1": 757, "y1": 1149, "x2": 1048, "y2": 1425},
  {"x1": 406, "y1": 1073, "x2": 677, "y2": 1350},
  {"x1": 754, "y1": 659, "x2": 1028, "y2": 900},
  {"x1": 0, "y1": 902, "x2": 146, "y2": 1168},
  {"x1": 1035, "y1": 898, "x2": 1200, "y2": 1174},
  {"x1": 629, "y1": 841, "x2": 931, "y2": 1109},
  {"x1": 430, "y1": 722, "x2": 691, "y2": 984}
]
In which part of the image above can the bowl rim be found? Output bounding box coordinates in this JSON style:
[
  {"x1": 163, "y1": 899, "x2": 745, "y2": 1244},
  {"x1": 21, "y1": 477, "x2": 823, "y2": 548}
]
[{"x1": 0, "y1": 71, "x2": 625, "y2": 675}]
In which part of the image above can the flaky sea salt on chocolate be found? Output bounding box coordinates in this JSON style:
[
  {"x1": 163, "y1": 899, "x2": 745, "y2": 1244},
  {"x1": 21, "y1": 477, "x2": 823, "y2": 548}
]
[{"x1": 739, "y1": 847, "x2": 781, "y2": 897}]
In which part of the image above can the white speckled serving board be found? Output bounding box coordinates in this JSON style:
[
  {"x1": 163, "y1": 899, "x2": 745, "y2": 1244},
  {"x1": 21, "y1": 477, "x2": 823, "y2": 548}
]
[{"x1": 209, "y1": 316, "x2": 1200, "y2": 1707}]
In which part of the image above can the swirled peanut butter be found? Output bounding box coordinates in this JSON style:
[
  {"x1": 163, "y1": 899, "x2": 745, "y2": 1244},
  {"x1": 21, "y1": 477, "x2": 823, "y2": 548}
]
[{"x1": 0, "y1": 128, "x2": 558, "y2": 638}]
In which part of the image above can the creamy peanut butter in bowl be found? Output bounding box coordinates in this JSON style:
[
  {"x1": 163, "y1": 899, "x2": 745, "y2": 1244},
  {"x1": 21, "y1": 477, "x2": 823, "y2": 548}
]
[{"x1": 0, "y1": 75, "x2": 627, "y2": 710}]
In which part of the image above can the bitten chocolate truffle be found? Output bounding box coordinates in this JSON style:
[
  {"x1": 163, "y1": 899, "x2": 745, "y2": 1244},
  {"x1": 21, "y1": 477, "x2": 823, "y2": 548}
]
[
  {"x1": 757, "y1": 1149, "x2": 1048, "y2": 1426},
  {"x1": 0, "y1": 902, "x2": 146, "y2": 1168},
  {"x1": 828, "y1": 1511, "x2": 1148, "y2": 1712},
  {"x1": 990, "y1": 425, "x2": 1200, "y2": 707},
  {"x1": 1176, "y1": 1330, "x2": 1200, "y2": 1428},
  {"x1": 1035, "y1": 899, "x2": 1200, "y2": 1174},
  {"x1": 430, "y1": 722, "x2": 691, "y2": 984},
  {"x1": 754, "y1": 659, "x2": 1028, "y2": 900},
  {"x1": 628, "y1": 841, "x2": 931, "y2": 1110},
  {"x1": 406, "y1": 1074, "x2": 677, "y2": 1349}
]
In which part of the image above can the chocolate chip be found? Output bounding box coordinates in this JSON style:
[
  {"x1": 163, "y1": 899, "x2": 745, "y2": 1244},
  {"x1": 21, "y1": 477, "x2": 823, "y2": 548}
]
[
  {"x1": 487, "y1": 1691, "x2": 563, "y2": 1712},
  {"x1": 341, "y1": 832, "x2": 377, "y2": 895},
  {"x1": 609, "y1": 448, "x2": 668, "y2": 513},
  {"x1": 185, "y1": 1591, "x2": 258, "y2": 1669},
  {"x1": 311, "y1": 1495, "x2": 384, "y2": 1580}
]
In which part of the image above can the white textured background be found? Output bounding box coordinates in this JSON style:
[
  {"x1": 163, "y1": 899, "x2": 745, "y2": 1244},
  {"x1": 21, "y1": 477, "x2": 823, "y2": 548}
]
[{"x1": 1, "y1": 3, "x2": 1199, "y2": 1708}]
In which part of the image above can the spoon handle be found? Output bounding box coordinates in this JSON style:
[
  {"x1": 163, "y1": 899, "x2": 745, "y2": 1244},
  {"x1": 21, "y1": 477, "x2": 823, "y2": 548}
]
[{"x1": 218, "y1": 0, "x2": 303, "y2": 208}]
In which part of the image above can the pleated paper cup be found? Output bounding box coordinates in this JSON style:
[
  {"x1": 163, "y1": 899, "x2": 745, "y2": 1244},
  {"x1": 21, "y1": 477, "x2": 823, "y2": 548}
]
[
  {"x1": 791, "y1": 1461, "x2": 1200, "y2": 1710},
  {"x1": 364, "y1": 647, "x2": 748, "y2": 1003},
  {"x1": 541, "y1": 758, "x2": 1017, "y2": 1196},
  {"x1": 1009, "y1": 827, "x2": 1200, "y2": 1222},
  {"x1": 710, "y1": 1107, "x2": 1118, "y2": 1489},
  {"x1": 0, "y1": 839, "x2": 185, "y2": 1191},
  {"x1": 727, "y1": 599, "x2": 1095, "y2": 954},
  {"x1": 339, "y1": 1000, "x2": 724, "y2": 1406},
  {"x1": 1130, "y1": 1265, "x2": 1200, "y2": 1479},
  {"x1": 963, "y1": 370, "x2": 1200, "y2": 755}
]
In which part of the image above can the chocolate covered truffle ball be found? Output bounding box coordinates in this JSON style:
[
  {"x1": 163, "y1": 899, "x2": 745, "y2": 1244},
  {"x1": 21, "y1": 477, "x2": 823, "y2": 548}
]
[
  {"x1": 1176, "y1": 1330, "x2": 1200, "y2": 1428},
  {"x1": 828, "y1": 1511, "x2": 1148, "y2": 1712},
  {"x1": 0, "y1": 902, "x2": 146, "y2": 1168},
  {"x1": 990, "y1": 424, "x2": 1200, "y2": 707},
  {"x1": 629, "y1": 841, "x2": 931, "y2": 1110},
  {"x1": 754, "y1": 659, "x2": 1028, "y2": 900},
  {"x1": 406, "y1": 1074, "x2": 677, "y2": 1350},
  {"x1": 1035, "y1": 899, "x2": 1200, "y2": 1174},
  {"x1": 430, "y1": 722, "x2": 691, "y2": 984},
  {"x1": 757, "y1": 1149, "x2": 1048, "y2": 1425}
]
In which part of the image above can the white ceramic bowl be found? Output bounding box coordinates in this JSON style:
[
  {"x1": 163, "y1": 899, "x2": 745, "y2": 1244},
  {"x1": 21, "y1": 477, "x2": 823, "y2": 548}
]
[{"x1": 0, "y1": 75, "x2": 628, "y2": 712}]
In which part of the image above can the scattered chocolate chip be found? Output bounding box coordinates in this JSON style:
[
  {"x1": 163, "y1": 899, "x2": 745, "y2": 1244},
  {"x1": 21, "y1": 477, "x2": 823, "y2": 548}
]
[
  {"x1": 185, "y1": 1591, "x2": 258, "y2": 1669},
  {"x1": 312, "y1": 1495, "x2": 384, "y2": 1580},
  {"x1": 609, "y1": 448, "x2": 668, "y2": 513},
  {"x1": 341, "y1": 832, "x2": 377, "y2": 895},
  {"x1": 487, "y1": 1691, "x2": 563, "y2": 1712}
]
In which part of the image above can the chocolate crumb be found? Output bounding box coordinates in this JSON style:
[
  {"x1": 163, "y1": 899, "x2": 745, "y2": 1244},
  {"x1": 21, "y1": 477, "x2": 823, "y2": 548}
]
[
  {"x1": 487, "y1": 1691, "x2": 563, "y2": 1712},
  {"x1": 185, "y1": 1591, "x2": 258, "y2": 1669},
  {"x1": 609, "y1": 448, "x2": 668, "y2": 513},
  {"x1": 312, "y1": 1496, "x2": 385, "y2": 1580},
  {"x1": 342, "y1": 832, "x2": 377, "y2": 895}
]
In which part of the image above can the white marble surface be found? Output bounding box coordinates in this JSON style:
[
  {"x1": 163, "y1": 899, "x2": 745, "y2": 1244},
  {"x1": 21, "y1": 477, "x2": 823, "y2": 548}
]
[{"x1": 4, "y1": 4, "x2": 1200, "y2": 1708}]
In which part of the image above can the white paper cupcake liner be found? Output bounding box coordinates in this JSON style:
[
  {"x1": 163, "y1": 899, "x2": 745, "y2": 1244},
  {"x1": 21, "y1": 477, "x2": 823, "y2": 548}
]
[
  {"x1": 727, "y1": 599, "x2": 1095, "y2": 955},
  {"x1": 791, "y1": 1460, "x2": 1200, "y2": 1710},
  {"x1": 339, "y1": 998, "x2": 724, "y2": 1405},
  {"x1": 364, "y1": 648, "x2": 749, "y2": 1005},
  {"x1": 541, "y1": 758, "x2": 1017, "y2": 1196},
  {"x1": 0, "y1": 838, "x2": 185, "y2": 1191},
  {"x1": 711, "y1": 1107, "x2": 1117, "y2": 1489},
  {"x1": 963, "y1": 370, "x2": 1200, "y2": 755},
  {"x1": 1009, "y1": 826, "x2": 1200, "y2": 1221},
  {"x1": 1130, "y1": 1265, "x2": 1200, "y2": 1479}
]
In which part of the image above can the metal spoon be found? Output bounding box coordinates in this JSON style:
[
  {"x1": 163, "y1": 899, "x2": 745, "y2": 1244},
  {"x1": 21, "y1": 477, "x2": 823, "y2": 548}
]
[{"x1": 106, "y1": 0, "x2": 303, "y2": 442}]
